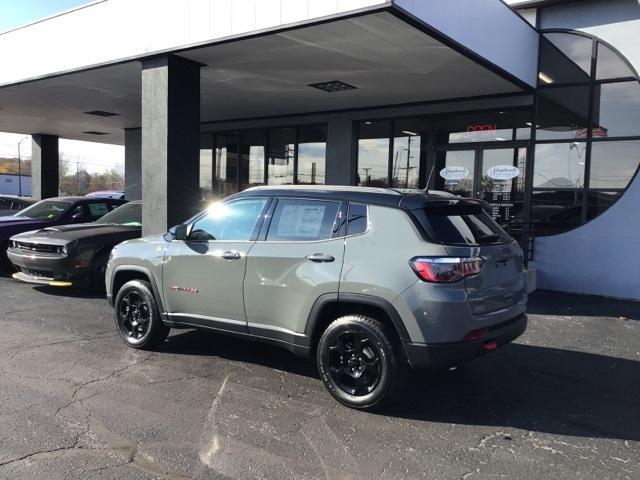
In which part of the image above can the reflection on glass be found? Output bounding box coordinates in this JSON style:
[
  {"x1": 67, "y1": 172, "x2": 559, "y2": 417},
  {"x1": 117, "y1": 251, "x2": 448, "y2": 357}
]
[
  {"x1": 240, "y1": 129, "x2": 265, "y2": 190},
  {"x1": 590, "y1": 141, "x2": 640, "y2": 189},
  {"x1": 214, "y1": 133, "x2": 239, "y2": 198},
  {"x1": 392, "y1": 135, "x2": 420, "y2": 188},
  {"x1": 392, "y1": 120, "x2": 425, "y2": 189},
  {"x1": 536, "y1": 86, "x2": 590, "y2": 140},
  {"x1": 358, "y1": 121, "x2": 390, "y2": 187},
  {"x1": 543, "y1": 33, "x2": 593, "y2": 77},
  {"x1": 596, "y1": 42, "x2": 635, "y2": 80},
  {"x1": 593, "y1": 81, "x2": 640, "y2": 138},
  {"x1": 268, "y1": 127, "x2": 295, "y2": 185},
  {"x1": 436, "y1": 150, "x2": 475, "y2": 197},
  {"x1": 587, "y1": 191, "x2": 621, "y2": 220},
  {"x1": 199, "y1": 148, "x2": 213, "y2": 202},
  {"x1": 298, "y1": 143, "x2": 325, "y2": 184},
  {"x1": 534, "y1": 143, "x2": 586, "y2": 188},
  {"x1": 531, "y1": 190, "x2": 584, "y2": 235},
  {"x1": 298, "y1": 125, "x2": 327, "y2": 185}
]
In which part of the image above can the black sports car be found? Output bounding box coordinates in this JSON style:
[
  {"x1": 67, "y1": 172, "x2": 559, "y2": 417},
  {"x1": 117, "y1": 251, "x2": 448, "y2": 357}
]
[
  {"x1": 7, "y1": 201, "x2": 141, "y2": 288},
  {"x1": 0, "y1": 196, "x2": 126, "y2": 269}
]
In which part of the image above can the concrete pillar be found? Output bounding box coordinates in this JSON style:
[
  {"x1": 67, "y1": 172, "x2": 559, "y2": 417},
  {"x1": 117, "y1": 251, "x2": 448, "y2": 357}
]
[
  {"x1": 141, "y1": 55, "x2": 201, "y2": 235},
  {"x1": 31, "y1": 134, "x2": 59, "y2": 199},
  {"x1": 124, "y1": 128, "x2": 141, "y2": 201},
  {"x1": 326, "y1": 113, "x2": 356, "y2": 185}
]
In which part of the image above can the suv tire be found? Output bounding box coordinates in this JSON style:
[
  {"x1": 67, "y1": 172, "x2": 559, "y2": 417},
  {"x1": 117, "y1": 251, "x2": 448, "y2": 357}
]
[
  {"x1": 89, "y1": 250, "x2": 109, "y2": 291},
  {"x1": 114, "y1": 279, "x2": 169, "y2": 349},
  {"x1": 317, "y1": 315, "x2": 401, "y2": 411}
]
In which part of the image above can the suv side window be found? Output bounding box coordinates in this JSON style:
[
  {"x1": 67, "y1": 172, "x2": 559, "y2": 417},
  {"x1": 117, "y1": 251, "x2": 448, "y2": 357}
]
[
  {"x1": 189, "y1": 198, "x2": 268, "y2": 241},
  {"x1": 266, "y1": 198, "x2": 340, "y2": 241},
  {"x1": 347, "y1": 203, "x2": 368, "y2": 236}
]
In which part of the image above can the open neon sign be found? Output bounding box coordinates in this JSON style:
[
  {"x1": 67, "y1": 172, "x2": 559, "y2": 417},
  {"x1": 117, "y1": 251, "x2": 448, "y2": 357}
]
[{"x1": 466, "y1": 124, "x2": 497, "y2": 136}]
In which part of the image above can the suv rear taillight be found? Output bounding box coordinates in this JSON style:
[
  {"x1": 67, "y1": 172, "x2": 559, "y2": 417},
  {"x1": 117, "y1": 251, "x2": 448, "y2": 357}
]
[{"x1": 409, "y1": 257, "x2": 483, "y2": 283}]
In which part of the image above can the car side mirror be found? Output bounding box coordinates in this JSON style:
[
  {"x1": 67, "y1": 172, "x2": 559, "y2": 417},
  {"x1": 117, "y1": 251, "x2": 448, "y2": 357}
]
[{"x1": 174, "y1": 224, "x2": 192, "y2": 241}]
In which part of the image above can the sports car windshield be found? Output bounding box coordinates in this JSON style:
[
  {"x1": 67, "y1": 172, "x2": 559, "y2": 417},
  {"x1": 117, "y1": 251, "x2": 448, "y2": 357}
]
[
  {"x1": 95, "y1": 202, "x2": 141, "y2": 226},
  {"x1": 14, "y1": 200, "x2": 69, "y2": 220}
]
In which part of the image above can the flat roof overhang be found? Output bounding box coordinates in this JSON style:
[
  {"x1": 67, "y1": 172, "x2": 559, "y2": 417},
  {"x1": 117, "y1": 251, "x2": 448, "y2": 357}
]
[{"x1": 0, "y1": 4, "x2": 539, "y2": 145}]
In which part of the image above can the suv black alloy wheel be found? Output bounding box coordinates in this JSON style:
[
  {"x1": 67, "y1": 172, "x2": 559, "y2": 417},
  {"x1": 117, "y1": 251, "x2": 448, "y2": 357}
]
[
  {"x1": 114, "y1": 279, "x2": 169, "y2": 349},
  {"x1": 317, "y1": 315, "x2": 401, "y2": 411}
]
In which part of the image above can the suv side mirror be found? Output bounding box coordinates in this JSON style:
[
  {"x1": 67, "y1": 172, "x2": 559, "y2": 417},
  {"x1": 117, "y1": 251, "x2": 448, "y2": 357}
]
[{"x1": 174, "y1": 224, "x2": 192, "y2": 241}]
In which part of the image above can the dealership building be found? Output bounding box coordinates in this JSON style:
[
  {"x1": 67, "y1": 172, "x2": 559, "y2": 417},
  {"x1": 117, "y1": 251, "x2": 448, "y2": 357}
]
[{"x1": 0, "y1": 0, "x2": 638, "y2": 300}]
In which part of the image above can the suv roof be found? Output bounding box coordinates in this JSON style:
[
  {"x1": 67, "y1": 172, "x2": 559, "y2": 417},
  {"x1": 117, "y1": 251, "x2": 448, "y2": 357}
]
[{"x1": 238, "y1": 185, "x2": 481, "y2": 210}]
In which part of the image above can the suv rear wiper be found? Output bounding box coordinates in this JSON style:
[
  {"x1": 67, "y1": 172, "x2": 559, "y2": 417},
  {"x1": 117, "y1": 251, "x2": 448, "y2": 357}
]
[{"x1": 476, "y1": 233, "x2": 503, "y2": 244}]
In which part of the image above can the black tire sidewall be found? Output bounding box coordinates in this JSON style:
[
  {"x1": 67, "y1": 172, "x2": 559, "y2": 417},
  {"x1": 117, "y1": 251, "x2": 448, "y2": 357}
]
[
  {"x1": 90, "y1": 250, "x2": 110, "y2": 289},
  {"x1": 114, "y1": 280, "x2": 166, "y2": 349},
  {"x1": 317, "y1": 316, "x2": 398, "y2": 410}
]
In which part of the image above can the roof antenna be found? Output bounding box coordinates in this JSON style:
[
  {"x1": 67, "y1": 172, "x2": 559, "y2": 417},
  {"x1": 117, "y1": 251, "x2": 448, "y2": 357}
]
[{"x1": 423, "y1": 163, "x2": 436, "y2": 195}]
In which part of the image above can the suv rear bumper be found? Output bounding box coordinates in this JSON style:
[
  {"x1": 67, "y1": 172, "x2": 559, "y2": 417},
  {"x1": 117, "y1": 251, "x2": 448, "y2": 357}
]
[{"x1": 404, "y1": 314, "x2": 527, "y2": 370}]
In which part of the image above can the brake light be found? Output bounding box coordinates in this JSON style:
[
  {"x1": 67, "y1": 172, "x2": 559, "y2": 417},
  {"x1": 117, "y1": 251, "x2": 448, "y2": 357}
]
[{"x1": 410, "y1": 257, "x2": 483, "y2": 283}]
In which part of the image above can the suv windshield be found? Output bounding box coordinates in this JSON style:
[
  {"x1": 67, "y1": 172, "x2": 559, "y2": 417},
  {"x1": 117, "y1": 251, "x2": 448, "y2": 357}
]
[
  {"x1": 95, "y1": 202, "x2": 141, "y2": 226},
  {"x1": 414, "y1": 203, "x2": 509, "y2": 246},
  {"x1": 14, "y1": 200, "x2": 69, "y2": 220}
]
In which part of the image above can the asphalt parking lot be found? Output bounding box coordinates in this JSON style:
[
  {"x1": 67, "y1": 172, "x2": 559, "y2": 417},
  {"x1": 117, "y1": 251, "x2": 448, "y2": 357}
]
[{"x1": 0, "y1": 275, "x2": 639, "y2": 480}]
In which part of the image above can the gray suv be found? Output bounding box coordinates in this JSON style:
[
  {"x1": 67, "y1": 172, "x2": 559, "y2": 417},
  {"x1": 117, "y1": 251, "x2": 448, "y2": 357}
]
[{"x1": 106, "y1": 186, "x2": 527, "y2": 410}]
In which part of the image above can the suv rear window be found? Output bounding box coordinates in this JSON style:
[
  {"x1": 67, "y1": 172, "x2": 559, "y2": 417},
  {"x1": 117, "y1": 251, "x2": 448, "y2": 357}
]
[{"x1": 413, "y1": 203, "x2": 509, "y2": 245}]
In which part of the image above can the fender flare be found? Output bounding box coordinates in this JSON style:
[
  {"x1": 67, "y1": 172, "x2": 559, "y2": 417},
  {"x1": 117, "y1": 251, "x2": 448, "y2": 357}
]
[
  {"x1": 111, "y1": 264, "x2": 166, "y2": 314},
  {"x1": 304, "y1": 292, "x2": 411, "y2": 344}
]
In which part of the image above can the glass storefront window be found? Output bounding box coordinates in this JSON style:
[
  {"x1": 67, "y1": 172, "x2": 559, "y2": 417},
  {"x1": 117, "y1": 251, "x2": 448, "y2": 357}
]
[
  {"x1": 536, "y1": 86, "x2": 591, "y2": 141},
  {"x1": 531, "y1": 190, "x2": 584, "y2": 235},
  {"x1": 534, "y1": 142, "x2": 586, "y2": 188},
  {"x1": 392, "y1": 120, "x2": 422, "y2": 189},
  {"x1": 240, "y1": 129, "x2": 265, "y2": 190},
  {"x1": 199, "y1": 133, "x2": 213, "y2": 204},
  {"x1": 586, "y1": 191, "x2": 621, "y2": 220},
  {"x1": 435, "y1": 150, "x2": 475, "y2": 198},
  {"x1": 593, "y1": 81, "x2": 640, "y2": 138},
  {"x1": 268, "y1": 127, "x2": 295, "y2": 185},
  {"x1": 589, "y1": 140, "x2": 640, "y2": 189},
  {"x1": 541, "y1": 33, "x2": 593, "y2": 81},
  {"x1": 214, "y1": 133, "x2": 239, "y2": 198},
  {"x1": 297, "y1": 124, "x2": 327, "y2": 185},
  {"x1": 437, "y1": 111, "x2": 531, "y2": 144},
  {"x1": 357, "y1": 121, "x2": 390, "y2": 187},
  {"x1": 596, "y1": 43, "x2": 635, "y2": 80}
]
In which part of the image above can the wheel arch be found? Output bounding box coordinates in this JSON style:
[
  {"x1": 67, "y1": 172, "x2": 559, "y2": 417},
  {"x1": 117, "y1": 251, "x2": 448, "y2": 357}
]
[
  {"x1": 111, "y1": 265, "x2": 165, "y2": 313},
  {"x1": 305, "y1": 293, "x2": 411, "y2": 359}
]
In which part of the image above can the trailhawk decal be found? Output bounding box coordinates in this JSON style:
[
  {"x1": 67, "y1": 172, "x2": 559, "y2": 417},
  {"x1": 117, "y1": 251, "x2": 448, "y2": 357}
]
[{"x1": 170, "y1": 286, "x2": 199, "y2": 294}]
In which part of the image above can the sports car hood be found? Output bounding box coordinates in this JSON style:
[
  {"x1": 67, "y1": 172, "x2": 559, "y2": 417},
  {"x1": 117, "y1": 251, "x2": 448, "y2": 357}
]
[{"x1": 11, "y1": 223, "x2": 141, "y2": 244}]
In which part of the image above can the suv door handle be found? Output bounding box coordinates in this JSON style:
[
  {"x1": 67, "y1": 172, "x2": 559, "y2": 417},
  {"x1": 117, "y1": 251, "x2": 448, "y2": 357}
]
[
  {"x1": 305, "y1": 253, "x2": 335, "y2": 263},
  {"x1": 220, "y1": 251, "x2": 241, "y2": 260}
]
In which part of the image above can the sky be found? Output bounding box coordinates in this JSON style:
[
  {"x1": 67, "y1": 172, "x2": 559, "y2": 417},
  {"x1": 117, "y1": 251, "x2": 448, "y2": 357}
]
[
  {"x1": 0, "y1": 1, "x2": 124, "y2": 174},
  {"x1": 0, "y1": 0, "x2": 89, "y2": 33},
  {"x1": 0, "y1": 132, "x2": 124, "y2": 174}
]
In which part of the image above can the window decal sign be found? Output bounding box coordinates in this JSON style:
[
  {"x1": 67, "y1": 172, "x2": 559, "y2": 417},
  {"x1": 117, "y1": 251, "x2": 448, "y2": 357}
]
[
  {"x1": 440, "y1": 166, "x2": 470, "y2": 180},
  {"x1": 486, "y1": 165, "x2": 520, "y2": 180}
]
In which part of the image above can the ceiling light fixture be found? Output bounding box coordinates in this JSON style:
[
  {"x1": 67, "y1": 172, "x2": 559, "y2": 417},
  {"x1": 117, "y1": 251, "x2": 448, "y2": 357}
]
[
  {"x1": 84, "y1": 110, "x2": 119, "y2": 117},
  {"x1": 538, "y1": 72, "x2": 554, "y2": 84},
  {"x1": 401, "y1": 130, "x2": 418, "y2": 136},
  {"x1": 308, "y1": 80, "x2": 357, "y2": 93}
]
